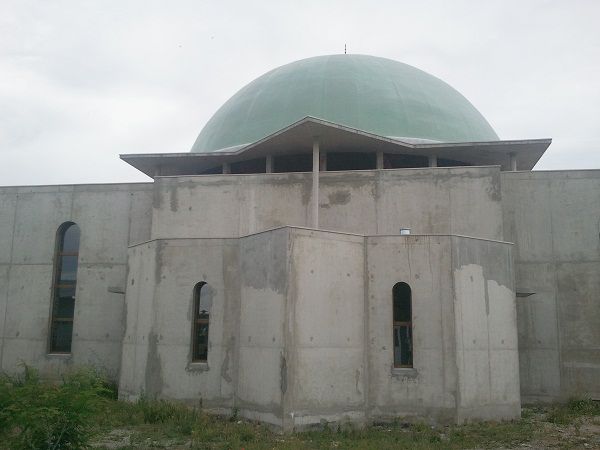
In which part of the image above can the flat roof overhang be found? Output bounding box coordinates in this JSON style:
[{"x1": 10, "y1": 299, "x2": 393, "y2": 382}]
[{"x1": 120, "y1": 117, "x2": 552, "y2": 178}]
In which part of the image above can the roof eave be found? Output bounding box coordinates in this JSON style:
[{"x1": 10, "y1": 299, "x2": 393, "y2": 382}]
[{"x1": 120, "y1": 117, "x2": 551, "y2": 177}]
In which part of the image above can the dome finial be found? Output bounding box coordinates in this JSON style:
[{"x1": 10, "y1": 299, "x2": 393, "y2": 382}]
[{"x1": 344, "y1": 43, "x2": 347, "y2": 54}]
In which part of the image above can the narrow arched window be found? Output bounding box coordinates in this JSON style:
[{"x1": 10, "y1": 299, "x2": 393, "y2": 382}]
[
  {"x1": 49, "y1": 222, "x2": 80, "y2": 353},
  {"x1": 393, "y1": 282, "x2": 413, "y2": 368},
  {"x1": 192, "y1": 282, "x2": 209, "y2": 362}
]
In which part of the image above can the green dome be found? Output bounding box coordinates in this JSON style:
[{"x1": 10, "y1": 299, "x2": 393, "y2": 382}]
[{"x1": 191, "y1": 55, "x2": 498, "y2": 153}]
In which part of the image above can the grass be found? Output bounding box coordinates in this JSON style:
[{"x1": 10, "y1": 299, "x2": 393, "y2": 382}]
[
  {"x1": 1, "y1": 366, "x2": 599, "y2": 449},
  {"x1": 90, "y1": 400, "x2": 599, "y2": 450}
]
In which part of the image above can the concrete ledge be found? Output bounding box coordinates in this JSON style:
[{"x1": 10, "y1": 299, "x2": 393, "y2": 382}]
[
  {"x1": 45, "y1": 353, "x2": 73, "y2": 360},
  {"x1": 129, "y1": 226, "x2": 515, "y2": 248},
  {"x1": 186, "y1": 362, "x2": 209, "y2": 372},
  {"x1": 391, "y1": 367, "x2": 419, "y2": 380}
]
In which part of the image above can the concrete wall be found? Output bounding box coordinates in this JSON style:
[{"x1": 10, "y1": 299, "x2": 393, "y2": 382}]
[
  {"x1": 119, "y1": 227, "x2": 518, "y2": 428},
  {"x1": 451, "y1": 236, "x2": 520, "y2": 421},
  {"x1": 237, "y1": 230, "x2": 289, "y2": 425},
  {"x1": 286, "y1": 229, "x2": 366, "y2": 427},
  {"x1": 320, "y1": 167, "x2": 502, "y2": 239},
  {"x1": 120, "y1": 229, "x2": 292, "y2": 424},
  {"x1": 151, "y1": 166, "x2": 503, "y2": 241},
  {"x1": 366, "y1": 235, "x2": 457, "y2": 422},
  {"x1": 502, "y1": 170, "x2": 600, "y2": 401},
  {"x1": 0, "y1": 183, "x2": 153, "y2": 380},
  {"x1": 366, "y1": 234, "x2": 518, "y2": 424},
  {"x1": 119, "y1": 237, "x2": 241, "y2": 413}
]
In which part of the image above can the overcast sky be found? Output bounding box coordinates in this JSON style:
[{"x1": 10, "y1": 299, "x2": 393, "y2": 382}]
[{"x1": 1, "y1": 0, "x2": 599, "y2": 185}]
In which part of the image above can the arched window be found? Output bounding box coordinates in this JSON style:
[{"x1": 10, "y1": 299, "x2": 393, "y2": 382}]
[
  {"x1": 191, "y1": 282, "x2": 209, "y2": 362},
  {"x1": 49, "y1": 222, "x2": 80, "y2": 353},
  {"x1": 393, "y1": 282, "x2": 413, "y2": 368}
]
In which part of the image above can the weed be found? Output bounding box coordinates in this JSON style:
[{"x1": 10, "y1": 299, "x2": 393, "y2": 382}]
[
  {"x1": 547, "y1": 397, "x2": 600, "y2": 424},
  {"x1": 566, "y1": 397, "x2": 600, "y2": 415},
  {"x1": 132, "y1": 396, "x2": 202, "y2": 435},
  {"x1": 2, "y1": 370, "x2": 598, "y2": 450},
  {"x1": 229, "y1": 406, "x2": 239, "y2": 422},
  {"x1": 0, "y1": 364, "x2": 112, "y2": 450}
]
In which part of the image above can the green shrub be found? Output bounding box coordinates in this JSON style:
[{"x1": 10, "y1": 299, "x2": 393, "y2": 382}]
[
  {"x1": 566, "y1": 397, "x2": 600, "y2": 416},
  {"x1": 547, "y1": 397, "x2": 600, "y2": 424},
  {"x1": 0, "y1": 365, "x2": 112, "y2": 450}
]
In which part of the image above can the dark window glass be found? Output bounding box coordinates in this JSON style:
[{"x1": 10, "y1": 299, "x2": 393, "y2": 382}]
[
  {"x1": 437, "y1": 158, "x2": 471, "y2": 167},
  {"x1": 192, "y1": 282, "x2": 209, "y2": 362},
  {"x1": 200, "y1": 165, "x2": 224, "y2": 175},
  {"x1": 50, "y1": 321, "x2": 73, "y2": 353},
  {"x1": 230, "y1": 158, "x2": 267, "y2": 174},
  {"x1": 62, "y1": 225, "x2": 80, "y2": 253},
  {"x1": 393, "y1": 282, "x2": 413, "y2": 367},
  {"x1": 49, "y1": 223, "x2": 80, "y2": 353},
  {"x1": 54, "y1": 291, "x2": 75, "y2": 318},
  {"x1": 327, "y1": 152, "x2": 376, "y2": 171},
  {"x1": 393, "y1": 326, "x2": 412, "y2": 367},
  {"x1": 193, "y1": 323, "x2": 209, "y2": 361},
  {"x1": 273, "y1": 154, "x2": 313, "y2": 173},
  {"x1": 393, "y1": 283, "x2": 411, "y2": 322},
  {"x1": 59, "y1": 256, "x2": 79, "y2": 281},
  {"x1": 387, "y1": 154, "x2": 429, "y2": 169}
]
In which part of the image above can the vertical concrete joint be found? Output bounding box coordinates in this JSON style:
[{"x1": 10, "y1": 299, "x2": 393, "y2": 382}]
[
  {"x1": 266, "y1": 155, "x2": 273, "y2": 173},
  {"x1": 376, "y1": 150, "x2": 384, "y2": 170},
  {"x1": 312, "y1": 138, "x2": 320, "y2": 229},
  {"x1": 509, "y1": 153, "x2": 517, "y2": 171},
  {"x1": 428, "y1": 155, "x2": 438, "y2": 168}
]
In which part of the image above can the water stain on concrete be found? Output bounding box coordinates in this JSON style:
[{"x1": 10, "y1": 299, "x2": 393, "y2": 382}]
[
  {"x1": 145, "y1": 332, "x2": 163, "y2": 396},
  {"x1": 328, "y1": 190, "x2": 351, "y2": 205},
  {"x1": 240, "y1": 231, "x2": 287, "y2": 294},
  {"x1": 280, "y1": 353, "x2": 287, "y2": 394},
  {"x1": 220, "y1": 336, "x2": 234, "y2": 383},
  {"x1": 169, "y1": 184, "x2": 178, "y2": 212},
  {"x1": 154, "y1": 241, "x2": 165, "y2": 284}
]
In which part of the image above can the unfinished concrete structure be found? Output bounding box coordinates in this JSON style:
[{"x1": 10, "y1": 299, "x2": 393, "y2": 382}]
[{"x1": 0, "y1": 55, "x2": 598, "y2": 429}]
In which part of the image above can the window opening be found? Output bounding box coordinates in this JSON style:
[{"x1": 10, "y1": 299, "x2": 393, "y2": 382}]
[
  {"x1": 49, "y1": 222, "x2": 80, "y2": 353},
  {"x1": 192, "y1": 282, "x2": 209, "y2": 362},
  {"x1": 393, "y1": 282, "x2": 413, "y2": 367},
  {"x1": 326, "y1": 152, "x2": 376, "y2": 171},
  {"x1": 273, "y1": 153, "x2": 312, "y2": 173},
  {"x1": 387, "y1": 154, "x2": 428, "y2": 168},
  {"x1": 230, "y1": 158, "x2": 267, "y2": 174}
]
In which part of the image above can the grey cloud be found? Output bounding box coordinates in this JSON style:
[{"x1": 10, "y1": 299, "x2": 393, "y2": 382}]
[{"x1": 1, "y1": 0, "x2": 599, "y2": 185}]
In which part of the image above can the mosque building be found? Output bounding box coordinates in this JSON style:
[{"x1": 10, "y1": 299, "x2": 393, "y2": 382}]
[{"x1": 0, "y1": 55, "x2": 598, "y2": 430}]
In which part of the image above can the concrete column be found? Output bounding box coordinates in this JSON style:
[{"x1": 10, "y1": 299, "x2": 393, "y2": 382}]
[
  {"x1": 376, "y1": 150, "x2": 384, "y2": 169},
  {"x1": 428, "y1": 155, "x2": 438, "y2": 168},
  {"x1": 509, "y1": 153, "x2": 517, "y2": 171},
  {"x1": 312, "y1": 138, "x2": 320, "y2": 229},
  {"x1": 222, "y1": 163, "x2": 231, "y2": 174},
  {"x1": 266, "y1": 155, "x2": 273, "y2": 173}
]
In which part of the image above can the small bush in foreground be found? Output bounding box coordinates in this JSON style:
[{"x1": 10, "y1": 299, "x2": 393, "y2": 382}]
[
  {"x1": 0, "y1": 365, "x2": 112, "y2": 450},
  {"x1": 547, "y1": 397, "x2": 600, "y2": 424}
]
